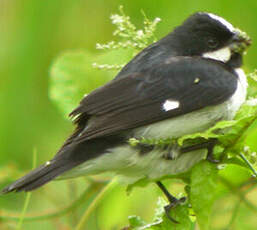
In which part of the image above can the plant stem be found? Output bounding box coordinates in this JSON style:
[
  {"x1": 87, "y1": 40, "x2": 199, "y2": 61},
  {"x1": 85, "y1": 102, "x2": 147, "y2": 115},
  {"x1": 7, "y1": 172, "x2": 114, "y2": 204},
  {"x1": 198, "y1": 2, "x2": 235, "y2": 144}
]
[
  {"x1": 16, "y1": 193, "x2": 32, "y2": 229},
  {"x1": 239, "y1": 152, "x2": 257, "y2": 177},
  {"x1": 16, "y1": 149, "x2": 37, "y2": 229},
  {"x1": 75, "y1": 178, "x2": 118, "y2": 230},
  {"x1": 0, "y1": 182, "x2": 105, "y2": 222},
  {"x1": 225, "y1": 200, "x2": 241, "y2": 230},
  {"x1": 219, "y1": 176, "x2": 257, "y2": 212}
]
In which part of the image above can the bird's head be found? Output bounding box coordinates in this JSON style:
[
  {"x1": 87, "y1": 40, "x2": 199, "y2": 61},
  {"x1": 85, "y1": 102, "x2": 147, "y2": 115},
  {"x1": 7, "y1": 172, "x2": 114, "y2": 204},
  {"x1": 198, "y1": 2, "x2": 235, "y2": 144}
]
[{"x1": 168, "y1": 12, "x2": 251, "y2": 66}]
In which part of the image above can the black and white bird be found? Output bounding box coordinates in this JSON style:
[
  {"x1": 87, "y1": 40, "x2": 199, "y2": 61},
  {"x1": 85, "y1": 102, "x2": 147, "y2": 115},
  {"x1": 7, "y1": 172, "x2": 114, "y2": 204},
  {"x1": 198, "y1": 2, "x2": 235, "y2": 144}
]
[{"x1": 1, "y1": 12, "x2": 251, "y2": 199}]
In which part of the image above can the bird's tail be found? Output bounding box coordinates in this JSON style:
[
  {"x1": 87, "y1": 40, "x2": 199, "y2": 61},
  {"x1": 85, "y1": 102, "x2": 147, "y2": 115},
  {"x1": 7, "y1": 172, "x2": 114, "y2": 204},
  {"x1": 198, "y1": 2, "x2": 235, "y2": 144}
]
[
  {"x1": 1, "y1": 158, "x2": 79, "y2": 194},
  {"x1": 1, "y1": 136, "x2": 122, "y2": 194},
  {"x1": 1, "y1": 139, "x2": 90, "y2": 194}
]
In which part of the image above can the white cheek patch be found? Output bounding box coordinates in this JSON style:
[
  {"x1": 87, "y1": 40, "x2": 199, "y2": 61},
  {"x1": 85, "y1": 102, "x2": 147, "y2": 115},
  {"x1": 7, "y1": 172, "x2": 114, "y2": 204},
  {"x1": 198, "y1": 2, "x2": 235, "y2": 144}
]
[
  {"x1": 202, "y1": 47, "x2": 231, "y2": 63},
  {"x1": 162, "y1": 100, "x2": 180, "y2": 111},
  {"x1": 207, "y1": 13, "x2": 235, "y2": 32}
]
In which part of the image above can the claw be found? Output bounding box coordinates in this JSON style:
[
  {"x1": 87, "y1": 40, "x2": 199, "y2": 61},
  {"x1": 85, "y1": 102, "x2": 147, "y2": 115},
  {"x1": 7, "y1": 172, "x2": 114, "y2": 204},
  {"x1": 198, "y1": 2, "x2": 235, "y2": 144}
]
[
  {"x1": 164, "y1": 204, "x2": 179, "y2": 223},
  {"x1": 206, "y1": 139, "x2": 220, "y2": 164},
  {"x1": 164, "y1": 197, "x2": 186, "y2": 223},
  {"x1": 156, "y1": 181, "x2": 186, "y2": 223},
  {"x1": 207, "y1": 152, "x2": 220, "y2": 163}
]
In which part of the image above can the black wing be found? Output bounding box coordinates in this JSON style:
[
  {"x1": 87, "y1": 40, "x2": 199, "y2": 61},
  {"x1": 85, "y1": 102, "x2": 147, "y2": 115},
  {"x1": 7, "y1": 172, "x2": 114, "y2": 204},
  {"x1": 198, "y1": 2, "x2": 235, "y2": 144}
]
[{"x1": 70, "y1": 57, "x2": 238, "y2": 140}]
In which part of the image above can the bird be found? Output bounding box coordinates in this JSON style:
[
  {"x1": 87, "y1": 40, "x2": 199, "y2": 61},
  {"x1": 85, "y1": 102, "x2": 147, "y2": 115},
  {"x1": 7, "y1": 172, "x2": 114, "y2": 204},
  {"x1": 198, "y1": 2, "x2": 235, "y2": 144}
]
[{"x1": 1, "y1": 13, "x2": 251, "y2": 216}]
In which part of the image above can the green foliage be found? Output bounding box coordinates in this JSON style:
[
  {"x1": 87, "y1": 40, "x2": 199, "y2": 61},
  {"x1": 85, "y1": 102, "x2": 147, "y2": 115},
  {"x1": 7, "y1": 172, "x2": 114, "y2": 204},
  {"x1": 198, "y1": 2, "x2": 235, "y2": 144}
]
[
  {"x1": 49, "y1": 49, "x2": 133, "y2": 118},
  {"x1": 190, "y1": 161, "x2": 218, "y2": 230},
  {"x1": 126, "y1": 197, "x2": 193, "y2": 230},
  {"x1": 177, "y1": 101, "x2": 257, "y2": 161},
  {"x1": 247, "y1": 70, "x2": 257, "y2": 98}
]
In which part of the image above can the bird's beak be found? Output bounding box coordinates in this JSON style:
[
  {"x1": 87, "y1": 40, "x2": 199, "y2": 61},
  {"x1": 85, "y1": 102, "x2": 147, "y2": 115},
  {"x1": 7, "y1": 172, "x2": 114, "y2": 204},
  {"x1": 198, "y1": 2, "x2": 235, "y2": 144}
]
[{"x1": 230, "y1": 29, "x2": 252, "y2": 54}]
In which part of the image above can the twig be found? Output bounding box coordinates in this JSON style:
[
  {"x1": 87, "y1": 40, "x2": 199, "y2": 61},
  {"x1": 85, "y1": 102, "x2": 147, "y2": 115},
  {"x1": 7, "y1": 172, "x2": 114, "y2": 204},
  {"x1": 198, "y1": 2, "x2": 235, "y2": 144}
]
[
  {"x1": 75, "y1": 178, "x2": 118, "y2": 230},
  {"x1": 0, "y1": 182, "x2": 105, "y2": 222},
  {"x1": 218, "y1": 176, "x2": 257, "y2": 212},
  {"x1": 16, "y1": 149, "x2": 37, "y2": 229},
  {"x1": 224, "y1": 200, "x2": 241, "y2": 230},
  {"x1": 239, "y1": 152, "x2": 257, "y2": 177}
]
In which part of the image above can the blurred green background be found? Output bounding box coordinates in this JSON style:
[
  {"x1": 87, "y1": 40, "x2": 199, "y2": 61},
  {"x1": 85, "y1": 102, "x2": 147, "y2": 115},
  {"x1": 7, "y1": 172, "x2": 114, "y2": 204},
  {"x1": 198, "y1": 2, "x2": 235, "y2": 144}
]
[{"x1": 0, "y1": 0, "x2": 257, "y2": 230}]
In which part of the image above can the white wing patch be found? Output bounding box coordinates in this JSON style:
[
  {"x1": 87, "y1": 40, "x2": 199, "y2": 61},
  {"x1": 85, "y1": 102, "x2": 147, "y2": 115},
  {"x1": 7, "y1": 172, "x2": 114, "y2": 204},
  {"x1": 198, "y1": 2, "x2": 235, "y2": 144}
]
[
  {"x1": 202, "y1": 47, "x2": 231, "y2": 63},
  {"x1": 162, "y1": 100, "x2": 180, "y2": 111},
  {"x1": 207, "y1": 13, "x2": 235, "y2": 32}
]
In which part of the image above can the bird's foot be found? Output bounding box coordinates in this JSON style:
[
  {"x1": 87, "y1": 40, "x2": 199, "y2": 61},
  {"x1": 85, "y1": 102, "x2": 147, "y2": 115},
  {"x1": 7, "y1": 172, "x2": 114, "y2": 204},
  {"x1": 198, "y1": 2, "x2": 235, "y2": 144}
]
[
  {"x1": 163, "y1": 144, "x2": 180, "y2": 160},
  {"x1": 206, "y1": 150, "x2": 220, "y2": 163},
  {"x1": 156, "y1": 181, "x2": 186, "y2": 223},
  {"x1": 206, "y1": 139, "x2": 220, "y2": 164},
  {"x1": 164, "y1": 196, "x2": 186, "y2": 223}
]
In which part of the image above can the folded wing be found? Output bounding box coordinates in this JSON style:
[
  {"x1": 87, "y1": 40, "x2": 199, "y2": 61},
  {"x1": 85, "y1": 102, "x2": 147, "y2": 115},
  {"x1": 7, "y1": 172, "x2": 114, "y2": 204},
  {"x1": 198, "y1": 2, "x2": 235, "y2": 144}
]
[{"x1": 71, "y1": 57, "x2": 238, "y2": 140}]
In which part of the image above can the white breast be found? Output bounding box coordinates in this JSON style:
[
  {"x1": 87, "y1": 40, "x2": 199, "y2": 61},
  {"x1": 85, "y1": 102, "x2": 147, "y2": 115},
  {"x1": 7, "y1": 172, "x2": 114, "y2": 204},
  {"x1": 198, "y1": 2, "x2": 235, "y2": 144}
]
[{"x1": 228, "y1": 68, "x2": 248, "y2": 117}]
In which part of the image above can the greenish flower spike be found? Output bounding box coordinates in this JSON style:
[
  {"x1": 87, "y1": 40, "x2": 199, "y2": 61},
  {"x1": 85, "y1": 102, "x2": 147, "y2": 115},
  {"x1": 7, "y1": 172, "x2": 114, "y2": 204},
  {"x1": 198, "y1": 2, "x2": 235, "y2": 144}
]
[{"x1": 93, "y1": 5, "x2": 161, "y2": 71}]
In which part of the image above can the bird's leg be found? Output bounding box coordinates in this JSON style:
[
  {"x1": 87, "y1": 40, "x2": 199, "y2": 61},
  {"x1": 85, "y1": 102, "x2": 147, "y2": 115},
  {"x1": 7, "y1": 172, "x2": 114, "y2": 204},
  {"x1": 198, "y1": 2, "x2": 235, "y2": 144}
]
[
  {"x1": 156, "y1": 181, "x2": 186, "y2": 223},
  {"x1": 163, "y1": 143, "x2": 180, "y2": 160},
  {"x1": 206, "y1": 139, "x2": 219, "y2": 163},
  {"x1": 180, "y1": 139, "x2": 219, "y2": 163}
]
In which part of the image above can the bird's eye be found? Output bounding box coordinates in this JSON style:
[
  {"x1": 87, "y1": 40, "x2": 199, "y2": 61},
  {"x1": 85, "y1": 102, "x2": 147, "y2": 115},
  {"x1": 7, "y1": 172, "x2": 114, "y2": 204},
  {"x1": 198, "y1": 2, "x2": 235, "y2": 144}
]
[{"x1": 207, "y1": 38, "x2": 219, "y2": 48}]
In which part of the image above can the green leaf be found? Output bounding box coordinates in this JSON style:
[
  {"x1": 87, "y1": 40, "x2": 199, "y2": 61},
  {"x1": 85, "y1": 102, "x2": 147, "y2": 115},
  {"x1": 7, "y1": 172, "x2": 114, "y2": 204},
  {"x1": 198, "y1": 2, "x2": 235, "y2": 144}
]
[
  {"x1": 126, "y1": 197, "x2": 193, "y2": 230},
  {"x1": 234, "y1": 102, "x2": 257, "y2": 120},
  {"x1": 158, "y1": 203, "x2": 193, "y2": 230},
  {"x1": 222, "y1": 157, "x2": 247, "y2": 168},
  {"x1": 218, "y1": 164, "x2": 252, "y2": 187},
  {"x1": 177, "y1": 120, "x2": 236, "y2": 146},
  {"x1": 177, "y1": 101, "x2": 257, "y2": 157},
  {"x1": 49, "y1": 50, "x2": 108, "y2": 118},
  {"x1": 128, "y1": 215, "x2": 146, "y2": 228},
  {"x1": 49, "y1": 49, "x2": 132, "y2": 118},
  {"x1": 223, "y1": 103, "x2": 257, "y2": 152},
  {"x1": 190, "y1": 161, "x2": 218, "y2": 230},
  {"x1": 247, "y1": 70, "x2": 257, "y2": 98},
  {"x1": 213, "y1": 164, "x2": 253, "y2": 199}
]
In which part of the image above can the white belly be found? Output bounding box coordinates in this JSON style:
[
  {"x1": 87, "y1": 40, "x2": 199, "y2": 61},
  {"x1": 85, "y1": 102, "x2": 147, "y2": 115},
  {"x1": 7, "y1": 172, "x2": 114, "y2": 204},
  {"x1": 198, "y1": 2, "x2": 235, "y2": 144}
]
[{"x1": 60, "y1": 68, "x2": 247, "y2": 181}]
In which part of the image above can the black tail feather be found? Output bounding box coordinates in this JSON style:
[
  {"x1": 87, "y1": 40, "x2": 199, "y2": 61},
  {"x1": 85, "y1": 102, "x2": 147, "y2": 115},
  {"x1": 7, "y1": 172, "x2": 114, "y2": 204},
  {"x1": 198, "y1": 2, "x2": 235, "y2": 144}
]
[
  {"x1": 1, "y1": 136, "x2": 124, "y2": 194},
  {"x1": 1, "y1": 159, "x2": 79, "y2": 194}
]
